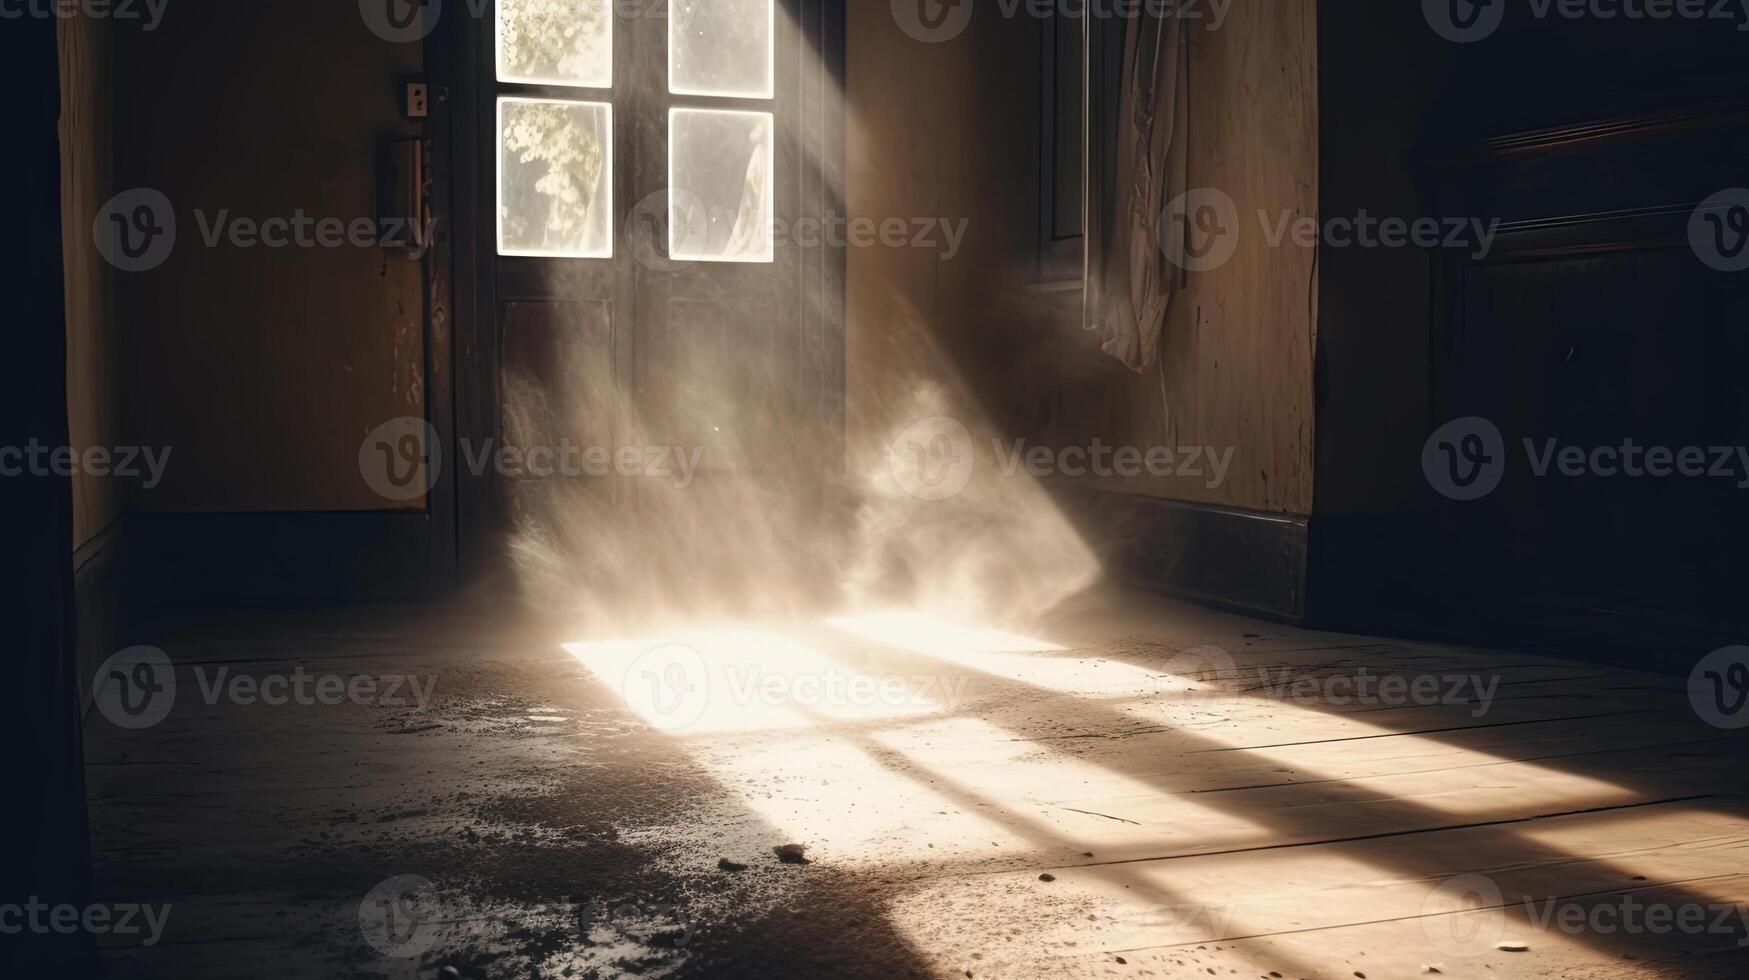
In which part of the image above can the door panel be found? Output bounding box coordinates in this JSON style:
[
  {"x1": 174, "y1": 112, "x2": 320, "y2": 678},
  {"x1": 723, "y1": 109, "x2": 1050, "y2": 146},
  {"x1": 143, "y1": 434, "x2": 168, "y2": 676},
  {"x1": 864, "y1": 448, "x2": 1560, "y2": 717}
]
[{"x1": 471, "y1": 0, "x2": 846, "y2": 607}]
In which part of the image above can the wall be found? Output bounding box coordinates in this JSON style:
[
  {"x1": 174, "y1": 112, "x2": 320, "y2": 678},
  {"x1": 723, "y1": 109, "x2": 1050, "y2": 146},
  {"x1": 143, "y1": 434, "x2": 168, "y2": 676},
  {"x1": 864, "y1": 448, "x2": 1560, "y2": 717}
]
[
  {"x1": 1055, "y1": 1, "x2": 1319, "y2": 515},
  {"x1": 61, "y1": 14, "x2": 119, "y2": 549},
  {"x1": 847, "y1": 1, "x2": 1319, "y2": 619},
  {"x1": 113, "y1": 0, "x2": 425, "y2": 513},
  {"x1": 848, "y1": 0, "x2": 1319, "y2": 519}
]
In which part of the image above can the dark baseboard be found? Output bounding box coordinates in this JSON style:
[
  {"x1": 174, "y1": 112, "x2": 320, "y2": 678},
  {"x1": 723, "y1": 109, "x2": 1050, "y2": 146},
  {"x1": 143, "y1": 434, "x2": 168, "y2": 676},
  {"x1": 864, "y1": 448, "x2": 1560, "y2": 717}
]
[
  {"x1": 1050, "y1": 486, "x2": 1309, "y2": 624},
  {"x1": 1306, "y1": 511, "x2": 1745, "y2": 666},
  {"x1": 126, "y1": 510, "x2": 441, "y2": 605}
]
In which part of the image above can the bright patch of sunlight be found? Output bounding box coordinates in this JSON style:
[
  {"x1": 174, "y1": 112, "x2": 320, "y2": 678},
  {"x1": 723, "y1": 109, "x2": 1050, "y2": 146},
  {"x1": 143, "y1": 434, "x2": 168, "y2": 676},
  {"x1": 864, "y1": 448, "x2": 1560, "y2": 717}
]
[
  {"x1": 564, "y1": 626, "x2": 951, "y2": 735},
  {"x1": 689, "y1": 733, "x2": 1033, "y2": 865},
  {"x1": 825, "y1": 610, "x2": 1066, "y2": 655},
  {"x1": 1122, "y1": 699, "x2": 1634, "y2": 818}
]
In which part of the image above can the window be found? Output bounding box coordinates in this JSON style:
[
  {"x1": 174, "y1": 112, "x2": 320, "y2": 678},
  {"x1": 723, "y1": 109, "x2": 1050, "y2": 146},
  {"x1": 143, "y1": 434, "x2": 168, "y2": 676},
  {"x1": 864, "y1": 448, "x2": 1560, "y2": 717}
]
[
  {"x1": 669, "y1": 0, "x2": 774, "y2": 99},
  {"x1": 666, "y1": 0, "x2": 776, "y2": 264},
  {"x1": 493, "y1": 0, "x2": 777, "y2": 265},
  {"x1": 669, "y1": 108, "x2": 774, "y2": 263},
  {"x1": 1038, "y1": 13, "x2": 1084, "y2": 281},
  {"x1": 497, "y1": 97, "x2": 613, "y2": 258},
  {"x1": 496, "y1": 0, "x2": 612, "y2": 88},
  {"x1": 495, "y1": 0, "x2": 614, "y2": 257}
]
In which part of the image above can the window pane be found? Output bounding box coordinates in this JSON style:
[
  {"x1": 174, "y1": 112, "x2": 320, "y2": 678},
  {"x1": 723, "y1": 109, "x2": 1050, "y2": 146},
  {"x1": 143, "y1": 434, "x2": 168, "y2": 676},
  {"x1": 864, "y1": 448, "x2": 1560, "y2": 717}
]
[
  {"x1": 498, "y1": 98, "x2": 613, "y2": 258},
  {"x1": 669, "y1": 108, "x2": 774, "y2": 263},
  {"x1": 497, "y1": 0, "x2": 612, "y2": 88},
  {"x1": 670, "y1": 0, "x2": 774, "y2": 99}
]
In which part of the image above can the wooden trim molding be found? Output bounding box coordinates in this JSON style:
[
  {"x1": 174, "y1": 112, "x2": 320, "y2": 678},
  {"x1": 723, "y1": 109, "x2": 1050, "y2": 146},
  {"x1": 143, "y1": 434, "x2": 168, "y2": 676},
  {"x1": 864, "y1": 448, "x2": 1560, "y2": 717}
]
[{"x1": 1413, "y1": 109, "x2": 1749, "y2": 172}]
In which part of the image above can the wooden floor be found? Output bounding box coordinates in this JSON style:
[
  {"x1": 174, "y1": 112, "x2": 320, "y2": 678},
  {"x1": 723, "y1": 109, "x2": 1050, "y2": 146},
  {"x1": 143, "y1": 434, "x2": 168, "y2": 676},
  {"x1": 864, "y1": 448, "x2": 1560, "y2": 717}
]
[{"x1": 85, "y1": 590, "x2": 1749, "y2": 978}]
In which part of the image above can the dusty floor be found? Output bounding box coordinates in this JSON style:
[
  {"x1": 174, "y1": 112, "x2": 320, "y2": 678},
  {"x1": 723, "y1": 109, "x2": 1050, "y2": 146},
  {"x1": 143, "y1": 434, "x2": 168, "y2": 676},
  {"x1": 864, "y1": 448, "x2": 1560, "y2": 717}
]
[{"x1": 85, "y1": 590, "x2": 1749, "y2": 979}]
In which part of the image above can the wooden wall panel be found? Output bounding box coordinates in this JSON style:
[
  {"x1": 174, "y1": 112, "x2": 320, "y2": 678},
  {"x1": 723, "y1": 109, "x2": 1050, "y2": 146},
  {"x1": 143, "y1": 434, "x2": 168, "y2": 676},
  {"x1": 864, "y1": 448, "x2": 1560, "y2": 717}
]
[
  {"x1": 848, "y1": 0, "x2": 1318, "y2": 517},
  {"x1": 113, "y1": 0, "x2": 426, "y2": 513}
]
